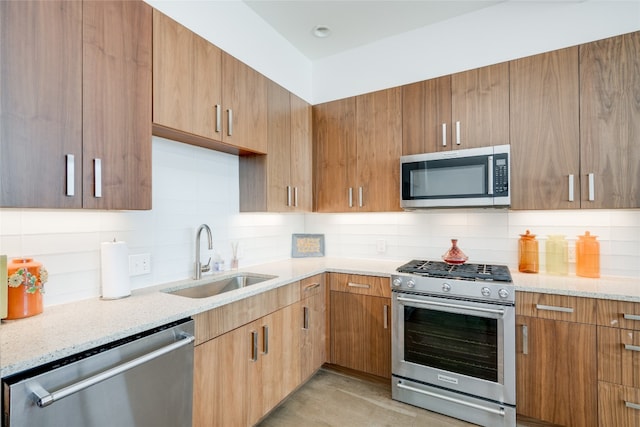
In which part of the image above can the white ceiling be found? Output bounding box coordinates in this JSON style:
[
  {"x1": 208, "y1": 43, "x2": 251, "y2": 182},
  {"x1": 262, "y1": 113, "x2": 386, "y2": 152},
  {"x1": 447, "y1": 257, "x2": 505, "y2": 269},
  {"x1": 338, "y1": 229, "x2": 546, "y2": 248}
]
[{"x1": 243, "y1": 0, "x2": 502, "y2": 60}]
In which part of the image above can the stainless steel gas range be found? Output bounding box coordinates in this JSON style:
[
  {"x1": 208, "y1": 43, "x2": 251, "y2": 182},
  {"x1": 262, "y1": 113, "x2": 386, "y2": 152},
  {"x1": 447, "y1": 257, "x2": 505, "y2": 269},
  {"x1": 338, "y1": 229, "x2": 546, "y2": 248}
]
[{"x1": 391, "y1": 260, "x2": 516, "y2": 427}]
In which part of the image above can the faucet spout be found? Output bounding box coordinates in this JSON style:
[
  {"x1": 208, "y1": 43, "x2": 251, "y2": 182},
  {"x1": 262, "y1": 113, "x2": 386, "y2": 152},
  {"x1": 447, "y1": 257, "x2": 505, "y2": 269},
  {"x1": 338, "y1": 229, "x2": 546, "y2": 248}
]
[{"x1": 195, "y1": 224, "x2": 213, "y2": 280}]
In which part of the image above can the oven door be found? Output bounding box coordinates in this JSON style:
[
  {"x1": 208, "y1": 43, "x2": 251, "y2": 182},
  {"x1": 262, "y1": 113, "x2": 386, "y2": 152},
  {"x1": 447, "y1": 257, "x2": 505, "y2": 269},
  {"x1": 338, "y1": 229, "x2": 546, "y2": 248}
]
[{"x1": 392, "y1": 291, "x2": 515, "y2": 405}]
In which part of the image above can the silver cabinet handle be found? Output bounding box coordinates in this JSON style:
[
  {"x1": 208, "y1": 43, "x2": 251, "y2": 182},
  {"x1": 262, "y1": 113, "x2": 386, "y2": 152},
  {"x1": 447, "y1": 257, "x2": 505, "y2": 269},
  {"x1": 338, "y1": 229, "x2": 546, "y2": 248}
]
[
  {"x1": 348, "y1": 187, "x2": 353, "y2": 208},
  {"x1": 65, "y1": 154, "x2": 75, "y2": 196},
  {"x1": 30, "y1": 332, "x2": 194, "y2": 408},
  {"x1": 442, "y1": 123, "x2": 447, "y2": 147},
  {"x1": 624, "y1": 314, "x2": 640, "y2": 321},
  {"x1": 535, "y1": 304, "x2": 574, "y2": 313},
  {"x1": 396, "y1": 382, "x2": 505, "y2": 417},
  {"x1": 251, "y1": 330, "x2": 258, "y2": 361},
  {"x1": 625, "y1": 344, "x2": 640, "y2": 352},
  {"x1": 487, "y1": 156, "x2": 494, "y2": 195},
  {"x1": 626, "y1": 401, "x2": 640, "y2": 411},
  {"x1": 522, "y1": 325, "x2": 529, "y2": 355},
  {"x1": 303, "y1": 283, "x2": 320, "y2": 292},
  {"x1": 348, "y1": 282, "x2": 370, "y2": 289},
  {"x1": 384, "y1": 305, "x2": 389, "y2": 329},
  {"x1": 262, "y1": 325, "x2": 269, "y2": 355},
  {"x1": 215, "y1": 104, "x2": 221, "y2": 133},
  {"x1": 588, "y1": 172, "x2": 595, "y2": 201},
  {"x1": 94, "y1": 158, "x2": 102, "y2": 198},
  {"x1": 303, "y1": 306, "x2": 309, "y2": 330},
  {"x1": 294, "y1": 187, "x2": 298, "y2": 207},
  {"x1": 227, "y1": 108, "x2": 233, "y2": 136},
  {"x1": 287, "y1": 186, "x2": 292, "y2": 207},
  {"x1": 568, "y1": 174, "x2": 574, "y2": 202},
  {"x1": 358, "y1": 186, "x2": 363, "y2": 208},
  {"x1": 455, "y1": 121, "x2": 461, "y2": 145}
]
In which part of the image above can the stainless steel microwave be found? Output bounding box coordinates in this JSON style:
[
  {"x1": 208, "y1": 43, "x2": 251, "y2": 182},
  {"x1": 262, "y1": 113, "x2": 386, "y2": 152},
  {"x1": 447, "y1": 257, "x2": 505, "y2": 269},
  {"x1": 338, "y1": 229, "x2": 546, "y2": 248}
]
[{"x1": 400, "y1": 145, "x2": 510, "y2": 209}]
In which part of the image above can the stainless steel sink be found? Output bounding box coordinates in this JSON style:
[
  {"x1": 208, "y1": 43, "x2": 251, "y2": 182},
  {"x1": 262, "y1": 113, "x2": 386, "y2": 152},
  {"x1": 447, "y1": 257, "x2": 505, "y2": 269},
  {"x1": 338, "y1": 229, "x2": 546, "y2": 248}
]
[{"x1": 165, "y1": 273, "x2": 277, "y2": 299}]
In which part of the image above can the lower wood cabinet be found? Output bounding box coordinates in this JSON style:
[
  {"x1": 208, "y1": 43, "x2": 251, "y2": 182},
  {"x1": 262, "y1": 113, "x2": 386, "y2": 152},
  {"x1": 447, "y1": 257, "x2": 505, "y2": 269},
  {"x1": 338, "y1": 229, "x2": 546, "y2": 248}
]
[
  {"x1": 300, "y1": 275, "x2": 327, "y2": 382},
  {"x1": 329, "y1": 273, "x2": 391, "y2": 378}
]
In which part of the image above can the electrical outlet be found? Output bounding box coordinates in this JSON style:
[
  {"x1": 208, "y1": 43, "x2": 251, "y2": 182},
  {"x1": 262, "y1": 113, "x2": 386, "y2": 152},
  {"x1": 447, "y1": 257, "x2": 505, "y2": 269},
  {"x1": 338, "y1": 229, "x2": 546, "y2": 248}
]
[
  {"x1": 129, "y1": 253, "x2": 151, "y2": 276},
  {"x1": 567, "y1": 245, "x2": 576, "y2": 263},
  {"x1": 376, "y1": 239, "x2": 386, "y2": 254}
]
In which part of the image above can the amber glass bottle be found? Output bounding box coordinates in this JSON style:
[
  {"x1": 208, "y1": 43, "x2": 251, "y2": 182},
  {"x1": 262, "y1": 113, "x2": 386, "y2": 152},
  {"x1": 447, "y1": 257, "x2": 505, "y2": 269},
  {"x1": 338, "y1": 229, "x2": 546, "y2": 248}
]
[
  {"x1": 519, "y1": 230, "x2": 539, "y2": 273},
  {"x1": 576, "y1": 231, "x2": 600, "y2": 278}
]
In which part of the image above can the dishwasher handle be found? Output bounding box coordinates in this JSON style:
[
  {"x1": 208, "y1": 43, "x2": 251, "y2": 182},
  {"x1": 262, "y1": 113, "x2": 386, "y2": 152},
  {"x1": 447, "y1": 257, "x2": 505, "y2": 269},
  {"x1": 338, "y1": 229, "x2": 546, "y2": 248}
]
[{"x1": 30, "y1": 332, "x2": 195, "y2": 408}]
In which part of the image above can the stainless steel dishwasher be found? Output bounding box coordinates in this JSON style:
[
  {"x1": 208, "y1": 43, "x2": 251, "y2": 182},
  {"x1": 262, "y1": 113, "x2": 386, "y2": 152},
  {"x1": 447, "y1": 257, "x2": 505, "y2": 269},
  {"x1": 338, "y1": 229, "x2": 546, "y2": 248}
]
[{"x1": 2, "y1": 318, "x2": 194, "y2": 427}]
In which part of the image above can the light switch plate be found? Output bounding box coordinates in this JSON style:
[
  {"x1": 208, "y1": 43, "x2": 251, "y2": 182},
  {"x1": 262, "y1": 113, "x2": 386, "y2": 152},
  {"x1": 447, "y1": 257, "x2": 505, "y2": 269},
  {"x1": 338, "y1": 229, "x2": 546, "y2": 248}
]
[{"x1": 129, "y1": 253, "x2": 151, "y2": 276}]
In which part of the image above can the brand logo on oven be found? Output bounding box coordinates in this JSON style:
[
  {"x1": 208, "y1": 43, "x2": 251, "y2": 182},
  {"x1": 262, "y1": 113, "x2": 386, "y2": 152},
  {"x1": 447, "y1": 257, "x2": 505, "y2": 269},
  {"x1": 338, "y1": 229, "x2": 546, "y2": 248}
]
[{"x1": 437, "y1": 374, "x2": 459, "y2": 385}]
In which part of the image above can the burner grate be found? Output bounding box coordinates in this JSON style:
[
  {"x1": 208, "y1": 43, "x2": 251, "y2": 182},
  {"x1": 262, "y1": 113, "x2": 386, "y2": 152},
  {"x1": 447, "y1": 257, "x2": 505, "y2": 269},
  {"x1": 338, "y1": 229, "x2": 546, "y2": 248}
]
[{"x1": 396, "y1": 260, "x2": 512, "y2": 282}]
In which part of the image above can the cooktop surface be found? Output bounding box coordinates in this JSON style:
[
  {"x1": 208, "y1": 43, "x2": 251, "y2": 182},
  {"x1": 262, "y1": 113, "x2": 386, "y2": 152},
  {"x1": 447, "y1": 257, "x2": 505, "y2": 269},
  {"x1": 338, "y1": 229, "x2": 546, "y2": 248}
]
[{"x1": 396, "y1": 260, "x2": 513, "y2": 283}]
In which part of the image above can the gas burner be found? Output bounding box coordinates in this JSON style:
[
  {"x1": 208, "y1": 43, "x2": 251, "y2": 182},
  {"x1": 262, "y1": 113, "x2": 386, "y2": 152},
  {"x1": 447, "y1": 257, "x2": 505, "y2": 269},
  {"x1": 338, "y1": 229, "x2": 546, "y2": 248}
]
[{"x1": 396, "y1": 259, "x2": 512, "y2": 283}]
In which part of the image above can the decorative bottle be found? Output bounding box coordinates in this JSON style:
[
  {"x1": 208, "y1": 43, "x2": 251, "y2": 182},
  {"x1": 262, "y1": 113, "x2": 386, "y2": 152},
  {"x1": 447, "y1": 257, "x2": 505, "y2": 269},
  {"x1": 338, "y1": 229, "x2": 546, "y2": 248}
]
[
  {"x1": 518, "y1": 230, "x2": 539, "y2": 273},
  {"x1": 546, "y1": 235, "x2": 568, "y2": 275},
  {"x1": 576, "y1": 231, "x2": 600, "y2": 278}
]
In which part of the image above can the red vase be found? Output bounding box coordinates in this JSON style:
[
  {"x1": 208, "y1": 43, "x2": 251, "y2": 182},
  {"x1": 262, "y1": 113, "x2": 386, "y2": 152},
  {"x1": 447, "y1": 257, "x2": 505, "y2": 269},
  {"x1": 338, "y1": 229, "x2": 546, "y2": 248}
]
[{"x1": 6, "y1": 258, "x2": 46, "y2": 320}]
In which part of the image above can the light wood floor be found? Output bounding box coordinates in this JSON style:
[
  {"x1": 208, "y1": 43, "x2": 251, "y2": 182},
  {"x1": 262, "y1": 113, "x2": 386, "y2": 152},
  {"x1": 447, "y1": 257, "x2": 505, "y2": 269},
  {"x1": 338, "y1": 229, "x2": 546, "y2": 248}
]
[{"x1": 257, "y1": 367, "x2": 535, "y2": 427}]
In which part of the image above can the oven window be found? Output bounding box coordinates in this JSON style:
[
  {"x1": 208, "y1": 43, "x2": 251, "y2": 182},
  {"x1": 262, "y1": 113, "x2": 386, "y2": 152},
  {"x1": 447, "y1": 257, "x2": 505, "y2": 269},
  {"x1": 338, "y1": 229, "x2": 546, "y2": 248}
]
[{"x1": 404, "y1": 306, "x2": 498, "y2": 382}]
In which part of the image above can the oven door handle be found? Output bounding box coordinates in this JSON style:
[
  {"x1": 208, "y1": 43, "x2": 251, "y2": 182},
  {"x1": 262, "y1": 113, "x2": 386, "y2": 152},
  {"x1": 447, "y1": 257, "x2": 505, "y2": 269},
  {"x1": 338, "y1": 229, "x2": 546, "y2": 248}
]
[
  {"x1": 397, "y1": 296, "x2": 506, "y2": 316},
  {"x1": 396, "y1": 382, "x2": 506, "y2": 417}
]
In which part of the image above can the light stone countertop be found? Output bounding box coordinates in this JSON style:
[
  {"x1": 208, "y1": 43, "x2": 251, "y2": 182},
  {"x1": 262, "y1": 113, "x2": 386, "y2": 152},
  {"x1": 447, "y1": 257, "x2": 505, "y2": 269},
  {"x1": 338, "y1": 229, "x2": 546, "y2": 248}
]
[{"x1": 1, "y1": 257, "x2": 638, "y2": 378}]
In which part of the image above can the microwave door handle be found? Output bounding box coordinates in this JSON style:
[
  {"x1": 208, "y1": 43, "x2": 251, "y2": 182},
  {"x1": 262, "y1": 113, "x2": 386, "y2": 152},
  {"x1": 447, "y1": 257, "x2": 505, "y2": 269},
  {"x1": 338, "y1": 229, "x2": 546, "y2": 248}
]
[{"x1": 487, "y1": 156, "x2": 494, "y2": 195}]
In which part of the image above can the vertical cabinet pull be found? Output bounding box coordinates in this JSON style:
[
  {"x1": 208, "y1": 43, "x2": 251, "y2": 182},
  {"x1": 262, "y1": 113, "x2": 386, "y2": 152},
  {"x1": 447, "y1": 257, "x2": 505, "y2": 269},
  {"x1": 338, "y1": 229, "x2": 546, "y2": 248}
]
[
  {"x1": 251, "y1": 331, "x2": 258, "y2": 361},
  {"x1": 588, "y1": 173, "x2": 595, "y2": 201},
  {"x1": 262, "y1": 325, "x2": 269, "y2": 355},
  {"x1": 522, "y1": 325, "x2": 528, "y2": 355},
  {"x1": 348, "y1": 187, "x2": 353, "y2": 208},
  {"x1": 455, "y1": 121, "x2": 461, "y2": 145},
  {"x1": 303, "y1": 306, "x2": 309, "y2": 330},
  {"x1": 441, "y1": 123, "x2": 447, "y2": 147},
  {"x1": 94, "y1": 158, "x2": 102, "y2": 198},
  {"x1": 65, "y1": 154, "x2": 75, "y2": 197},
  {"x1": 358, "y1": 187, "x2": 363, "y2": 208},
  {"x1": 227, "y1": 109, "x2": 233, "y2": 136},
  {"x1": 383, "y1": 305, "x2": 389, "y2": 329},
  {"x1": 287, "y1": 186, "x2": 292, "y2": 207},
  {"x1": 294, "y1": 187, "x2": 298, "y2": 207},
  {"x1": 215, "y1": 105, "x2": 221, "y2": 133},
  {"x1": 568, "y1": 174, "x2": 574, "y2": 202}
]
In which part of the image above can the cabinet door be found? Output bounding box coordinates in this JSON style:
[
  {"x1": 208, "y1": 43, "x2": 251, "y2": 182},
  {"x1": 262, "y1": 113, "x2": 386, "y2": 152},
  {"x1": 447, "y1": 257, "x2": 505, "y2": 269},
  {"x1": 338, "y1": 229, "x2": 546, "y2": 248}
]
[
  {"x1": 510, "y1": 47, "x2": 580, "y2": 210},
  {"x1": 82, "y1": 0, "x2": 152, "y2": 210},
  {"x1": 290, "y1": 93, "x2": 313, "y2": 211},
  {"x1": 193, "y1": 324, "x2": 250, "y2": 427},
  {"x1": 331, "y1": 291, "x2": 391, "y2": 378},
  {"x1": 355, "y1": 88, "x2": 402, "y2": 212},
  {"x1": 0, "y1": 0, "x2": 82, "y2": 208},
  {"x1": 598, "y1": 326, "x2": 640, "y2": 387},
  {"x1": 402, "y1": 75, "x2": 451, "y2": 155},
  {"x1": 516, "y1": 315, "x2": 597, "y2": 427},
  {"x1": 451, "y1": 62, "x2": 510, "y2": 149},
  {"x1": 152, "y1": 10, "x2": 222, "y2": 141},
  {"x1": 300, "y1": 278, "x2": 327, "y2": 381},
  {"x1": 580, "y1": 31, "x2": 640, "y2": 208},
  {"x1": 599, "y1": 382, "x2": 640, "y2": 427},
  {"x1": 313, "y1": 98, "x2": 356, "y2": 212},
  {"x1": 222, "y1": 53, "x2": 267, "y2": 153},
  {"x1": 266, "y1": 81, "x2": 291, "y2": 211}
]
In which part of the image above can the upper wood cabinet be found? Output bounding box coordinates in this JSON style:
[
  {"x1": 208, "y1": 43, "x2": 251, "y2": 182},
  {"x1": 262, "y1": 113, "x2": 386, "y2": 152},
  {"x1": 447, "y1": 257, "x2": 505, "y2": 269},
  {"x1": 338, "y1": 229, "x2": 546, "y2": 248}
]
[
  {"x1": 239, "y1": 81, "x2": 311, "y2": 212},
  {"x1": 152, "y1": 10, "x2": 267, "y2": 155},
  {"x1": 580, "y1": 31, "x2": 640, "y2": 209},
  {"x1": 0, "y1": 0, "x2": 152, "y2": 210},
  {"x1": 509, "y1": 47, "x2": 580, "y2": 210},
  {"x1": 313, "y1": 88, "x2": 402, "y2": 212}
]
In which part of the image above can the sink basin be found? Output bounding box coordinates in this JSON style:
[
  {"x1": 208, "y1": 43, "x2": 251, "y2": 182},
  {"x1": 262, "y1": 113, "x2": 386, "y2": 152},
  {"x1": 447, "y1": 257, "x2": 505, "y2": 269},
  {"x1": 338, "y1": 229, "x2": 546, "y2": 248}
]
[{"x1": 165, "y1": 273, "x2": 277, "y2": 299}]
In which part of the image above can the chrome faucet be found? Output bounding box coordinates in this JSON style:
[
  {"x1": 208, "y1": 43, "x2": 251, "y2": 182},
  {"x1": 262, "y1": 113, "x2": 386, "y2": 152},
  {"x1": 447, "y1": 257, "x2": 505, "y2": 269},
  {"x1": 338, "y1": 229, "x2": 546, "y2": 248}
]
[{"x1": 195, "y1": 224, "x2": 213, "y2": 280}]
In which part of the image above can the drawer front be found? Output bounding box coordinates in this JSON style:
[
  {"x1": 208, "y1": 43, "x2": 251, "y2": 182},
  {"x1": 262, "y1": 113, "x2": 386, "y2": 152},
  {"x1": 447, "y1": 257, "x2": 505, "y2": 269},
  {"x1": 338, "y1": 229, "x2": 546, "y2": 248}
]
[
  {"x1": 516, "y1": 292, "x2": 596, "y2": 324},
  {"x1": 598, "y1": 326, "x2": 640, "y2": 387},
  {"x1": 300, "y1": 274, "x2": 325, "y2": 298},
  {"x1": 329, "y1": 273, "x2": 390, "y2": 298},
  {"x1": 598, "y1": 299, "x2": 640, "y2": 330},
  {"x1": 599, "y1": 382, "x2": 640, "y2": 427}
]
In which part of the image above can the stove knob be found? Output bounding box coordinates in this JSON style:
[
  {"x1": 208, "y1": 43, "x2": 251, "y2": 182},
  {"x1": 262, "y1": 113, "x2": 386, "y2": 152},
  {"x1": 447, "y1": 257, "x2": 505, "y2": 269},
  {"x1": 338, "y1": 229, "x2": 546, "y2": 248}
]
[
  {"x1": 481, "y1": 287, "x2": 492, "y2": 297},
  {"x1": 498, "y1": 288, "x2": 510, "y2": 299},
  {"x1": 392, "y1": 278, "x2": 402, "y2": 287},
  {"x1": 407, "y1": 279, "x2": 415, "y2": 288},
  {"x1": 442, "y1": 283, "x2": 451, "y2": 292}
]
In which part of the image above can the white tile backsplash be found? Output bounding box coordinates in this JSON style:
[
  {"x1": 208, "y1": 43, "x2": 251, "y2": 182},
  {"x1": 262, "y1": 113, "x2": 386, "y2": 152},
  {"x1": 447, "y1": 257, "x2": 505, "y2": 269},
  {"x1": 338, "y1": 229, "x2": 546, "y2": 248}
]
[{"x1": 1, "y1": 137, "x2": 639, "y2": 306}]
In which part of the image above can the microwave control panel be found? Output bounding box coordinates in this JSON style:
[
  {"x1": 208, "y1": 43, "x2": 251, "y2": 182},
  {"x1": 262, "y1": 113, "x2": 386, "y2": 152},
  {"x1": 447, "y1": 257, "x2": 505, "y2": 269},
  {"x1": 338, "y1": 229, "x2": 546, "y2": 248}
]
[{"x1": 493, "y1": 153, "x2": 509, "y2": 196}]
